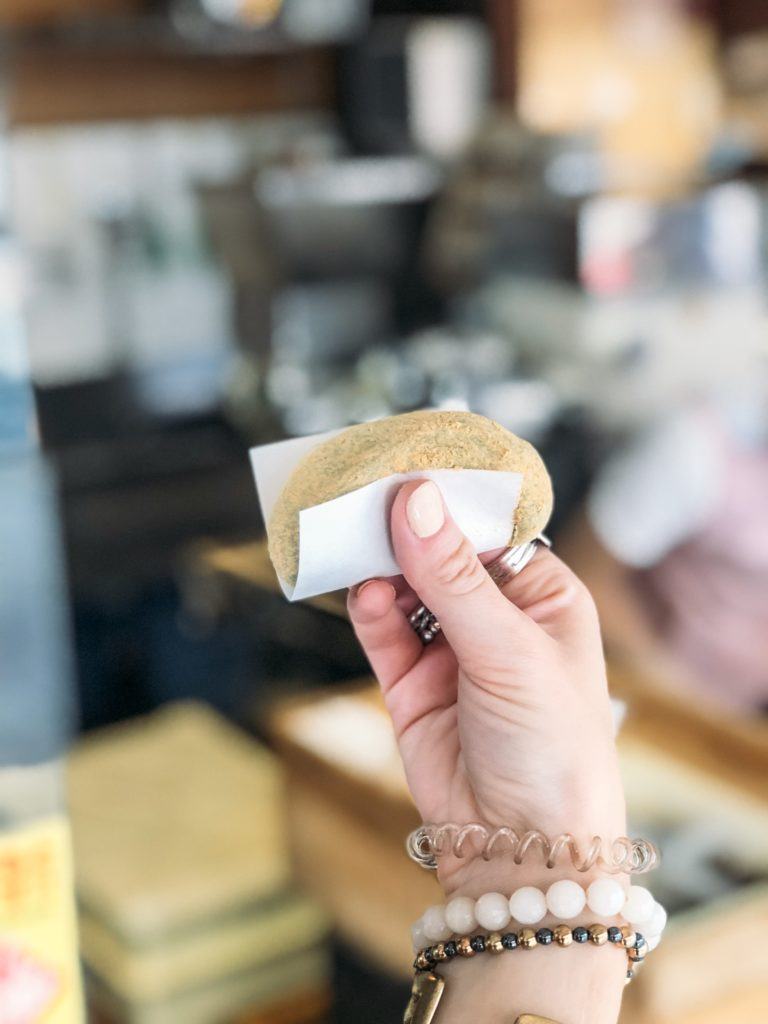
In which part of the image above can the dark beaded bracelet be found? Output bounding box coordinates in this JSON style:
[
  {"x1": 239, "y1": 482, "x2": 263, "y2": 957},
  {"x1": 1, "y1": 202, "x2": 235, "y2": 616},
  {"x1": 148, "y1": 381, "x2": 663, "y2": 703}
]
[{"x1": 414, "y1": 925, "x2": 649, "y2": 986}]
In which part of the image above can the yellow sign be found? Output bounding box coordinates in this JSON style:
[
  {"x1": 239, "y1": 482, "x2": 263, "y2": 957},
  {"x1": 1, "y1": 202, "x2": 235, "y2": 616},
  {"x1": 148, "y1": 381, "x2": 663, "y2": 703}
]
[{"x1": 0, "y1": 816, "x2": 84, "y2": 1023}]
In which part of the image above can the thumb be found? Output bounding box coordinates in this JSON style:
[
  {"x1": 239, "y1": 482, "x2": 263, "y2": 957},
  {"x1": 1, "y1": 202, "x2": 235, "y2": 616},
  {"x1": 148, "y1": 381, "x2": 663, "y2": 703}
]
[{"x1": 391, "y1": 480, "x2": 530, "y2": 662}]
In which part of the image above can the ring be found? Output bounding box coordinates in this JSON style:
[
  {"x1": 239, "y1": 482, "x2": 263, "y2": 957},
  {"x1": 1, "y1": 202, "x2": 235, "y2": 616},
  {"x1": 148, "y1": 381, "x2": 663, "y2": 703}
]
[{"x1": 409, "y1": 534, "x2": 551, "y2": 644}]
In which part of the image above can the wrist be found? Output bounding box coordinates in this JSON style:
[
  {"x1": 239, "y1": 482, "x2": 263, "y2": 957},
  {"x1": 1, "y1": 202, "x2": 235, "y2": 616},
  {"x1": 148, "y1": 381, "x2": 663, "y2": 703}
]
[
  {"x1": 433, "y1": 786, "x2": 628, "y2": 898},
  {"x1": 435, "y1": 811, "x2": 629, "y2": 900},
  {"x1": 438, "y1": 853, "x2": 629, "y2": 903},
  {"x1": 435, "y1": 933, "x2": 626, "y2": 1024}
]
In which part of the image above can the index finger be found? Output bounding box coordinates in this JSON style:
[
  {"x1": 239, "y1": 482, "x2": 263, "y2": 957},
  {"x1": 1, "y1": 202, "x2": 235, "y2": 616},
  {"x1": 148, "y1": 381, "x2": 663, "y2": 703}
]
[{"x1": 347, "y1": 579, "x2": 424, "y2": 691}]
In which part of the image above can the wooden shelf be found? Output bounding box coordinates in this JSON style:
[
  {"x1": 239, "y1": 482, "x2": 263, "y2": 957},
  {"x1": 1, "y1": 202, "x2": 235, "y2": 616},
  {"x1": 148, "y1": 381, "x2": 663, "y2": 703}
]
[
  {"x1": 188, "y1": 537, "x2": 348, "y2": 619},
  {"x1": 0, "y1": 0, "x2": 142, "y2": 29},
  {"x1": 7, "y1": 43, "x2": 335, "y2": 125}
]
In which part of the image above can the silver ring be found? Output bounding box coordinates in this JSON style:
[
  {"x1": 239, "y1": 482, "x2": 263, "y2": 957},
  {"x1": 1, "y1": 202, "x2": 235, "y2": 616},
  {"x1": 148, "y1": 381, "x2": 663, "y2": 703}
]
[{"x1": 409, "y1": 534, "x2": 551, "y2": 644}]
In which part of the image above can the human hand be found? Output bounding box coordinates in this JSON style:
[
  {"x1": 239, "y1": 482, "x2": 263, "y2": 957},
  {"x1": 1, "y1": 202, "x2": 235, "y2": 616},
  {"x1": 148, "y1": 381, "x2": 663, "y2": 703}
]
[{"x1": 347, "y1": 479, "x2": 626, "y2": 897}]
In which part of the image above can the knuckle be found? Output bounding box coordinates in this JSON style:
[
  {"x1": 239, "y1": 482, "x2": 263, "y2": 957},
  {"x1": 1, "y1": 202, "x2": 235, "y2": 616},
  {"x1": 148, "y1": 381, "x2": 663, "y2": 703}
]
[
  {"x1": 432, "y1": 537, "x2": 486, "y2": 595},
  {"x1": 553, "y1": 573, "x2": 597, "y2": 617},
  {"x1": 555, "y1": 577, "x2": 582, "y2": 607}
]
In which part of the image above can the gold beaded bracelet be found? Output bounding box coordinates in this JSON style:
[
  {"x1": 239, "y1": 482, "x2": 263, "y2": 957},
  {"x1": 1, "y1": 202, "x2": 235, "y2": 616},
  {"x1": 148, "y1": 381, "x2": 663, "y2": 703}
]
[
  {"x1": 415, "y1": 922, "x2": 647, "y2": 978},
  {"x1": 405, "y1": 925, "x2": 648, "y2": 1024}
]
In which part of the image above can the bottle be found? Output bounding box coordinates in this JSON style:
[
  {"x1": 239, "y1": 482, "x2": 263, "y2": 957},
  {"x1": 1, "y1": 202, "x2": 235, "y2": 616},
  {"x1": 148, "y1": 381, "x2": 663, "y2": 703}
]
[{"x1": 0, "y1": 238, "x2": 84, "y2": 1022}]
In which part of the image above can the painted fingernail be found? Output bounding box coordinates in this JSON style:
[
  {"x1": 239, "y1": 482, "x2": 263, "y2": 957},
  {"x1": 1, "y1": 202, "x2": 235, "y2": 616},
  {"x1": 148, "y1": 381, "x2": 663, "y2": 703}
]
[{"x1": 406, "y1": 481, "x2": 444, "y2": 538}]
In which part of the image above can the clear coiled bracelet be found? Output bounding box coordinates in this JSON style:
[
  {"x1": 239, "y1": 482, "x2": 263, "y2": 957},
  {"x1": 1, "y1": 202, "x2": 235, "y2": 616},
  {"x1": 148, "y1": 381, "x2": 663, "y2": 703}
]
[{"x1": 407, "y1": 824, "x2": 659, "y2": 875}]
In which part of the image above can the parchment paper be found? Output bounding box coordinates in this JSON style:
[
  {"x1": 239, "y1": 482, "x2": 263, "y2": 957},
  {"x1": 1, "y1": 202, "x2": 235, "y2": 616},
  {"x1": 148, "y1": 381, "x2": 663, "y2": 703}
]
[{"x1": 250, "y1": 428, "x2": 523, "y2": 601}]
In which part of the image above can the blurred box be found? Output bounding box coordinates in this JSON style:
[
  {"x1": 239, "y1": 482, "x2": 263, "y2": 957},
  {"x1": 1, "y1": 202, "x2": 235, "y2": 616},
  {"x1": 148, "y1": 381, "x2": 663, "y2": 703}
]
[
  {"x1": 268, "y1": 684, "x2": 438, "y2": 978},
  {"x1": 90, "y1": 985, "x2": 331, "y2": 1024},
  {"x1": 68, "y1": 702, "x2": 331, "y2": 1024},
  {"x1": 233, "y1": 987, "x2": 331, "y2": 1024},
  {"x1": 614, "y1": 661, "x2": 768, "y2": 1023}
]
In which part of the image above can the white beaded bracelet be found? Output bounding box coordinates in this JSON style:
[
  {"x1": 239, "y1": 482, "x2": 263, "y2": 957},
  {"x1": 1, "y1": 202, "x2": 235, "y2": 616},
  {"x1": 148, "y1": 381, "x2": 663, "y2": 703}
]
[{"x1": 412, "y1": 880, "x2": 667, "y2": 951}]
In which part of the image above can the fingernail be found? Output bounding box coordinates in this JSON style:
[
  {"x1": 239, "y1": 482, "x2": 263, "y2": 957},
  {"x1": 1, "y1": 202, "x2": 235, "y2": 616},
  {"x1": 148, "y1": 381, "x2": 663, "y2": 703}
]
[
  {"x1": 406, "y1": 481, "x2": 444, "y2": 538},
  {"x1": 354, "y1": 579, "x2": 379, "y2": 598}
]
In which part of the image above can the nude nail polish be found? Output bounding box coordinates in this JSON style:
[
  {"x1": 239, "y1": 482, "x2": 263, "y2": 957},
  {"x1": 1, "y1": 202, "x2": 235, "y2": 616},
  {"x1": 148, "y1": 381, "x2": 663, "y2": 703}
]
[{"x1": 406, "y1": 481, "x2": 445, "y2": 538}]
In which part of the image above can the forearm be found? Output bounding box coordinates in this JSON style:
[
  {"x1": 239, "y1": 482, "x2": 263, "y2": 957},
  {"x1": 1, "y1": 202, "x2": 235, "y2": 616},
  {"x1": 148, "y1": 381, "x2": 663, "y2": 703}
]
[{"x1": 426, "y1": 818, "x2": 630, "y2": 1024}]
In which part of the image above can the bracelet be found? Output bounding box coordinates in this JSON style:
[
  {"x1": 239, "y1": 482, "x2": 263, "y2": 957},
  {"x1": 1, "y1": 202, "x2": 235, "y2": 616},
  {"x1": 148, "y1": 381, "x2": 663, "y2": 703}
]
[
  {"x1": 407, "y1": 824, "x2": 659, "y2": 874},
  {"x1": 403, "y1": 928, "x2": 645, "y2": 1024},
  {"x1": 412, "y1": 882, "x2": 667, "y2": 952},
  {"x1": 413, "y1": 924, "x2": 650, "y2": 984}
]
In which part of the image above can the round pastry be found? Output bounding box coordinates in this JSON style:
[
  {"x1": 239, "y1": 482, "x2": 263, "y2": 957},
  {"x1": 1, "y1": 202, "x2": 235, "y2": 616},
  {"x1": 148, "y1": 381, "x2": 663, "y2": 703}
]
[{"x1": 268, "y1": 410, "x2": 553, "y2": 586}]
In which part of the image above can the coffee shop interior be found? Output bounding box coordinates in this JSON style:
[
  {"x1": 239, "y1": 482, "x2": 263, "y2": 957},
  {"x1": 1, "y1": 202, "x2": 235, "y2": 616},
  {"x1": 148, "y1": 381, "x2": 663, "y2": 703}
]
[{"x1": 1, "y1": 0, "x2": 767, "y2": 1021}]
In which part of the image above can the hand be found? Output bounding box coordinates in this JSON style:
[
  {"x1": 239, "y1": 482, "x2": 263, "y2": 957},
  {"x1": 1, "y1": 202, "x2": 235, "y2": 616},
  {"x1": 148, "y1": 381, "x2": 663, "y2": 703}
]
[{"x1": 348, "y1": 479, "x2": 626, "y2": 897}]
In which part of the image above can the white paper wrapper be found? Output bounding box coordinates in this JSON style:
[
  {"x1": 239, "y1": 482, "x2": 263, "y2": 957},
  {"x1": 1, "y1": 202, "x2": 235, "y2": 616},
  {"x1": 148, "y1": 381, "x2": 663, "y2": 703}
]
[{"x1": 250, "y1": 428, "x2": 524, "y2": 601}]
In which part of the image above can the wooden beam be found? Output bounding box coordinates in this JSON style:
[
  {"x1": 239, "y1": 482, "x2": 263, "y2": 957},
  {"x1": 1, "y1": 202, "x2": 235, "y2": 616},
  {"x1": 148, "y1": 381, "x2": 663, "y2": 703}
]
[
  {"x1": 7, "y1": 45, "x2": 336, "y2": 126},
  {"x1": 486, "y1": 0, "x2": 519, "y2": 103},
  {"x1": 0, "y1": 0, "x2": 141, "y2": 28}
]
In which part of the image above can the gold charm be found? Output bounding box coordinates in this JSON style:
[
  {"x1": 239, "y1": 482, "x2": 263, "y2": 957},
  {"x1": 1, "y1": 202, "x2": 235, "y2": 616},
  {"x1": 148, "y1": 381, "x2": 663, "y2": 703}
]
[
  {"x1": 519, "y1": 928, "x2": 537, "y2": 949},
  {"x1": 487, "y1": 932, "x2": 504, "y2": 953},
  {"x1": 589, "y1": 924, "x2": 608, "y2": 946},
  {"x1": 403, "y1": 971, "x2": 445, "y2": 1024}
]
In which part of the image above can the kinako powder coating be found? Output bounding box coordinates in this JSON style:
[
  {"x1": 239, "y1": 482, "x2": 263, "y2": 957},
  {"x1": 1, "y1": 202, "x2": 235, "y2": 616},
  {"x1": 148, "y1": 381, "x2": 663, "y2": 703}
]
[{"x1": 268, "y1": 410, "x2": 553, "y2": 586}]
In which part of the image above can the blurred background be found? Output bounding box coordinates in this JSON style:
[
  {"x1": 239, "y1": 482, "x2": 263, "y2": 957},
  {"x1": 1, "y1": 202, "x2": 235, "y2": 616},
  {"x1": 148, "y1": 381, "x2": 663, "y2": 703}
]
[{"x1": 1, "y1": 0, "x2": 768, "y2": 1021}]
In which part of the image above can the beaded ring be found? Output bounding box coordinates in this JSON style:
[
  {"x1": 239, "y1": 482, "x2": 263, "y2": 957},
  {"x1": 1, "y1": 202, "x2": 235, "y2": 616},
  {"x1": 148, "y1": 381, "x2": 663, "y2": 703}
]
[
  {"x1": 412, "y1": 882, "x2": 667, "y2": 953},
  {"x1": 413, "y1": 925, "x2": 650, "y2": 985},
  {"x1": 407, "y1": 824, "x2": 659, "y2": 874}
]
